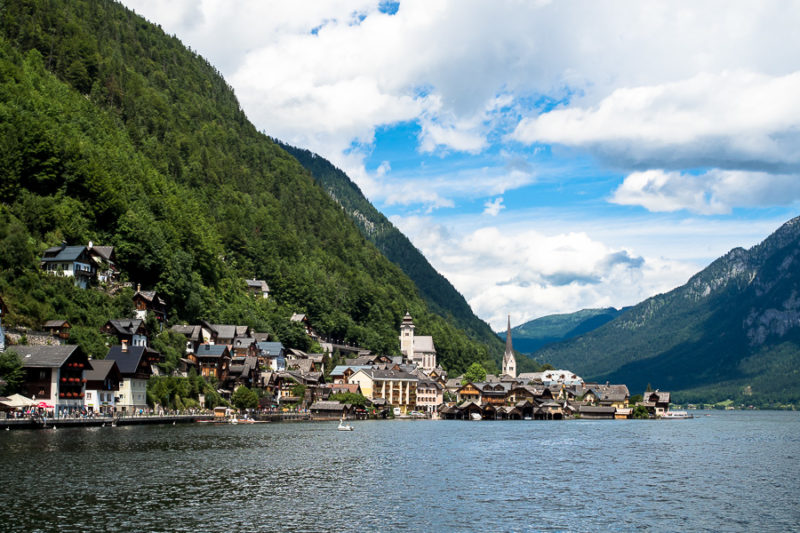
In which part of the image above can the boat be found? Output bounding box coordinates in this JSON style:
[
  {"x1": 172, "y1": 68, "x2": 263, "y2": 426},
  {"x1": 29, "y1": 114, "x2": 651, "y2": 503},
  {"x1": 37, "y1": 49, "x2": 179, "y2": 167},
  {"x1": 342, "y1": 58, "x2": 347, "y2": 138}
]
[
  {"x1": 663, "y1": 410, "x2": 693, "y2": 419},
  {"x1": 470, "y1": 413, "x2": 482, "y2": 421},
  {"x1": 337, "y1": 418, "x2": 354, "y2": 431}
]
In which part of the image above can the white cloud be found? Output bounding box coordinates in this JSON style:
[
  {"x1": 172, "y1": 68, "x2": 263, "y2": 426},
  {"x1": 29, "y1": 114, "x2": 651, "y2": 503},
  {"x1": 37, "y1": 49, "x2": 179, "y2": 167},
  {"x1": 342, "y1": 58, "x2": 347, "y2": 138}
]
[
  {"x1": 611, "y1": 169, "x2": 800, "y2": 214},
  {"x1": 376, "y1": 160, "x2": 391, "y2": 177},
  {"x1": 512, "y1": 71, "x2": 800, "y2": 173},
  {"x1": 391, "y1": 215, "x2": 699, "y2": 330},
  {"x1": 483, "y1": 197, "x2": 505, "y2": 216}
]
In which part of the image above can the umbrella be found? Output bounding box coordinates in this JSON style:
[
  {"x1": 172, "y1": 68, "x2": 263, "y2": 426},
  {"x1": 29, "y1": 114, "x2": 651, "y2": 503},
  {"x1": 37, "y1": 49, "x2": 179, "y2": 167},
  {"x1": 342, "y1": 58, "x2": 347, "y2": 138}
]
[
  {"x1": 1, "y1": 394, "x2": 37, "y2": 408},
  {"x1": 36, "y1": 402, "x2": 54, "y2": 409}
]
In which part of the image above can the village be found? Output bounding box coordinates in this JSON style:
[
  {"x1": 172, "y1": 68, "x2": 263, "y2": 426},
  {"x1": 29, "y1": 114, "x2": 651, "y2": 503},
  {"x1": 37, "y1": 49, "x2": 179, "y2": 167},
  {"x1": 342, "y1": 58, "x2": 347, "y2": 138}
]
[{"x1": 0, "y1": 242, "x2": 674, "y2": 427}]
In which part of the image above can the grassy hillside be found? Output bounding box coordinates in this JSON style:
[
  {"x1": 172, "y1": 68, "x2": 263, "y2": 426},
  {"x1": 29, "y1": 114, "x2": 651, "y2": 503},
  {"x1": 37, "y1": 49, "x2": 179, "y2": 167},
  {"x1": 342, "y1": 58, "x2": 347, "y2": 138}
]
[
  {"x1": 534, "y1": 217, "x2": 800, "y2": 407},
  {"x1": 0, "y1": 0, "x2": 495, "y2": 373}
]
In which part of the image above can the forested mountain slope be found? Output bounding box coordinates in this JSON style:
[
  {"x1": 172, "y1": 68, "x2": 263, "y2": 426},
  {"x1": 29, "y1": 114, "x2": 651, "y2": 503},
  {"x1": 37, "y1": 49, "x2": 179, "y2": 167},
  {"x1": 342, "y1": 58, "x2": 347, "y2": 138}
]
[
  {"x1": 534, "y1": 216, "x2": 800, "y2": 406},
  {"x1": 499, "y1": 308, "x2": 626, "y2": 355},
  {"x1": 0, "y1": 0, "x2": 496, "y2": 373},
  {"x1": 278, "y1": 143, "x2": 537, "y2": 371}
]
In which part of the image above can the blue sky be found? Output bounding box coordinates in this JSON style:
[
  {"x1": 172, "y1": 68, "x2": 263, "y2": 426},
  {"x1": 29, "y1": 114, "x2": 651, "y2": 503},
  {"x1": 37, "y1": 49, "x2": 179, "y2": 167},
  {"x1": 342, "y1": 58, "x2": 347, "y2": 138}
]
[{"x1": 122, "y1": 1, "x2": 800, "y2": 330}]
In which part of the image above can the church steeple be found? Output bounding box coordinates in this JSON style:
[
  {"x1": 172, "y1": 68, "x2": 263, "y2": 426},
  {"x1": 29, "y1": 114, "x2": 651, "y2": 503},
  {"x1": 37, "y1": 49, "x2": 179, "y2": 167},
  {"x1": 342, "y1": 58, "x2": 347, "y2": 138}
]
[{"x1": 502, "y1": 314, "x2": 517, "y2": 378}]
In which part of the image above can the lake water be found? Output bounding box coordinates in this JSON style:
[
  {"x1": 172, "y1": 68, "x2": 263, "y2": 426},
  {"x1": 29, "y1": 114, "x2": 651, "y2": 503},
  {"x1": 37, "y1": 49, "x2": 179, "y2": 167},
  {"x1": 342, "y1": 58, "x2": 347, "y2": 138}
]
[{"x1": 1, "y1": 410, "x2": 799, "y2": 532}]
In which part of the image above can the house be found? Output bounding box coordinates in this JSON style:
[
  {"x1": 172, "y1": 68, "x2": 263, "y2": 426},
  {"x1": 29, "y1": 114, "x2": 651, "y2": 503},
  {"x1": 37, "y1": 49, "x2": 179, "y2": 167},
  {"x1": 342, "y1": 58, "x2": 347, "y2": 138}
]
[
  {"x1": 246, "y1": 279, "x2": 270, "y2": 299},
  {"x1": 42, "y1": 319, "x2": 71, "y2": 340},
  {"x1": 456, "y1": 382, "x2": 483, "y2": 404},
  {"x1": 398, "y1": 312, "x2": 437, "y2": 372},
  {"x1": 191, "y1": 344, "x2": 232, "y2": 381},
  {"x1": 87, "y1": 242, "x2": 117, "y2": 283},
  {"x1": 640, "y1": 390, "x2": 671, "y2": 417},
  {"x1": 227, "y1": 355, "x2": 259, "y2": 388},
  {"x1": 83, "y1": 359, "x2": 121, "y2": 415},
  {"x1": 416, "y1": 379, "x2": 443, "y2": 414},
  {"x1": 310, "y1": 401, "x2": 351, "y2": 419},
  {"x1": 200, "y1": 322, "x2": 250, "y2": 345},
  {"x1": 256, "y1": 341, "x2": 286, "y2": 371},
  {"x1": 101, "y1": 319, "x2": 148, "y2": 348},
  {"x1": 329, "y1": 365, "x2": 373, "y2": 384},
  {"x1": 133, "y1": 285, "x2": 167, "y2": 321},
  {"x1": 349, "y1": 368, "x2": 418, "y2": 415},
  {"x1": 170, "y1": 324, "x2": 204, "y2": 354},
  {"x1": 105, "y1": 344, "x2": 161, "y2": 413},
  {"x1": 231, "y1": 337, "x2": 258, "y2": 358},
  {"x1": 578, "y1": 405, "x2": 617, "y2": 420},
  {"x1": 40, "y1": 244, "x2": 96, "y2": 288},
  {"x1": 18, "y1": 344, "x2": 92, "y2": 417}
]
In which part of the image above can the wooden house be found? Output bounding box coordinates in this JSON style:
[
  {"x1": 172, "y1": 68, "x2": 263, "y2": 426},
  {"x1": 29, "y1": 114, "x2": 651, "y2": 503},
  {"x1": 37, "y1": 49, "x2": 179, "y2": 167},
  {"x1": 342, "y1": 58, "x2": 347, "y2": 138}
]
[
  {"x1": 133, "y1": 285, "x2": 167, "y2": 321},
  {"x1": 43, "y1": 319, "x2": 71, "y2": 340},
  {"x1": 170, "y1": 324, "x2": 203, "y2": 354},
  {"x1": 456, "y1": 382, "x2": 482, "y2": 403},
  {"x1": 192, "y1": 344, "x2": 232, "y2": 381},
  {"x1": 246, "y1": 279, "x2": 270, "y2": 299},
  {"x1": 101, "y1": 319, "x2": 147, "y2": 348},
  {"x1": 640, "y1": 390, "x2": 671, "y2": 417}
]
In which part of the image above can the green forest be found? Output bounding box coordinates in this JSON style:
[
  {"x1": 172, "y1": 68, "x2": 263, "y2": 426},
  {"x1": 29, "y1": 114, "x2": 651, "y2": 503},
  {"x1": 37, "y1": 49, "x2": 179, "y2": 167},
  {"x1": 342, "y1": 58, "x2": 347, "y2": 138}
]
[{"x1": 0, "y1": 0, "x2": 508, "y2": 375}]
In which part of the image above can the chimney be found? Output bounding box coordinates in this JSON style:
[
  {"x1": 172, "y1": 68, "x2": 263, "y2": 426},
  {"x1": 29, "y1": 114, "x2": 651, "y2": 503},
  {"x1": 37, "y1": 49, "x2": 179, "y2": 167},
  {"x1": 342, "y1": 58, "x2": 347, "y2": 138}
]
[
  {"x1": 88, "y1": 241, "x2": 93, "y2": 250},
  {"x1": 136, "y1": 283, "x2": 141, "y2": 293},
  {"x1": 122, "y1": 340, "x2": 128, "y2": 352}
]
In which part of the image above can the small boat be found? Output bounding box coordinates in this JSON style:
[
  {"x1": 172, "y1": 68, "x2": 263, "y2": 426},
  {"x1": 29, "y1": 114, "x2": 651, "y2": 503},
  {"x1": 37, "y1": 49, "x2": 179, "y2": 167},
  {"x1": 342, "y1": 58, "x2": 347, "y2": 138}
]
[
  {"x1": 470, "y1": 413, "x2": 482, "y2": 421},
  {"x1": 337, "y1": 418, "x2": 354, "y2": 431},
  {"x1": 663, "y1": 410, "x2": 693, "y2": 419}
]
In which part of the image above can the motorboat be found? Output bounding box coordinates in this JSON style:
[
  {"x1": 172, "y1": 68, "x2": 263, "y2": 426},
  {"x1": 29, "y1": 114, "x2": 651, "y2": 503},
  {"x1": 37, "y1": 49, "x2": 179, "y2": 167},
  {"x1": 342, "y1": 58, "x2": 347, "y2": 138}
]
[{"x1": 663, "y1": 410, "x2": 693, "y2": 419}]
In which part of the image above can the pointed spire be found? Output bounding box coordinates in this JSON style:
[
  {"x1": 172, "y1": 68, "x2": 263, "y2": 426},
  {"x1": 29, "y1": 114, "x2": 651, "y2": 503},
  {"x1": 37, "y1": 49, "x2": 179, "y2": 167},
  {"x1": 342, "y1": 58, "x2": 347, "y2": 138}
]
[{"x1": 505, "y1": 314, "x2": 513, "y2": 354}]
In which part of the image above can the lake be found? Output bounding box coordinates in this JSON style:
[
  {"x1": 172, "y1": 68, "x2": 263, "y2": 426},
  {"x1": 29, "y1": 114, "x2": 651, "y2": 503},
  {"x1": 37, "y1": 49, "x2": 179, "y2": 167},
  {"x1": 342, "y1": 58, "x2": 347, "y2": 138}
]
[{"x1": 1, "y1": 410, "x2": 799, "y2": 532}]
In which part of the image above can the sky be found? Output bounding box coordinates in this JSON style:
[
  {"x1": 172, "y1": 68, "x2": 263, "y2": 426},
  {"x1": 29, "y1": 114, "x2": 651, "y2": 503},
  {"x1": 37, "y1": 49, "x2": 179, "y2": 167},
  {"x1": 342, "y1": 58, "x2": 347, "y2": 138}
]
[{"x1": 122, "y1": 0, "x2": 800, "y2": 331}]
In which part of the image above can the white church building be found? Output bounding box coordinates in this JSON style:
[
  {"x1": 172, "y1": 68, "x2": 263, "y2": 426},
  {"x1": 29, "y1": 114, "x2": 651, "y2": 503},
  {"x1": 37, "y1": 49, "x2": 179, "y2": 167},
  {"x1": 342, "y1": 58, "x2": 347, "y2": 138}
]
[{"x1": 399, "y1": 312, "x2": 437, "y2": 372}]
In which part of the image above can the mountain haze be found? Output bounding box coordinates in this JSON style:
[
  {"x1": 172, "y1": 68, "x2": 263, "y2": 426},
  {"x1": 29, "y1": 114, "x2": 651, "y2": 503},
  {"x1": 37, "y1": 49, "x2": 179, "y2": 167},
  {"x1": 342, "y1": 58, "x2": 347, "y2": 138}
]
[
  {"x1": 0, "y1": 0, "x2": 498, "y2": 373},
  {"x1": 534, "y1": 216, "x2": 800, "y2": 406},
  {"x1": 499, "y1": 308, "x2": 627, "y2": 355}
]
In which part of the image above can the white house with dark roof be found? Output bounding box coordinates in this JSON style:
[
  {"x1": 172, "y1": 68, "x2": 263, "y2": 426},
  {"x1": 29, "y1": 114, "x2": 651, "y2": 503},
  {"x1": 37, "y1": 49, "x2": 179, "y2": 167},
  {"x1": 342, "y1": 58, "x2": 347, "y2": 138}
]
[
  {"x1": 399, "y1": 312, "x2": 437, "y2": 373},
  {"x1": 40, "y1": 244, "x2": 96, "y2": 288},
  {"x1": 105, "y1": 344, "x2": 160, "y2": 413},
  {"x1": 83, "y1": 359, "x2": 121, "y2": 415},
  {"x1": 246, "y1": 279, "x2": 269, "y2": 299}
]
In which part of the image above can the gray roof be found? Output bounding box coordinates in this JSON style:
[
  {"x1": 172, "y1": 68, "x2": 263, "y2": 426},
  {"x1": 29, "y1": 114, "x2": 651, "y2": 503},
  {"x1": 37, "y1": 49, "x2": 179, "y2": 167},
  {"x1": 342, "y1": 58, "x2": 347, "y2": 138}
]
[
  {"x1": 310, "y1": 401, "x2": 347, "y2": 411},
  {"x1": 170, "y1": 324, "x2": 202, "y2": 340},
  {"x1": 84, "y1": 359, "x2": 119, "y2": 381},
  {"x1": 356, "y1": 368, "x2": 417, "y2": 381},
  {"x1": 195, "y1": 344, "x2": 230, "y2": 358},
  {"x1": 246, "y1": 279, "x2": 269, "y2": 291},
  {"x1": 105, "y1": 345, "x2": 154, "y2": 375},
  {"x1": 105, "y1": 318, "x2": 144, "y2": 335},
  {"x1": 329, "y1": 365, "x2": 371, "y2": 376},
  {"x1": 412, "y1": 336, "x2": 436, "y2": 353},
  {"x1": 212, "y1": 325, "x2": 236, "y2": 340},
  {"x1": 579, "y1": 405, "x2": 617, "y2": 414},
  {"x1": 257, "y1": 342, "x2": 285, "y2": 356},
  {"x1": 43, "y1": 319, "x2": 69, "y2": 328},
  {"x1": 41, "y1": 245, "x2": 87, "y2": 262},
  {"x1": 18, "y1": 345, "x2": 82, "y2": 368},
  {"x1": 90, "y1": 245, "x2": 114, "y2": 261}
]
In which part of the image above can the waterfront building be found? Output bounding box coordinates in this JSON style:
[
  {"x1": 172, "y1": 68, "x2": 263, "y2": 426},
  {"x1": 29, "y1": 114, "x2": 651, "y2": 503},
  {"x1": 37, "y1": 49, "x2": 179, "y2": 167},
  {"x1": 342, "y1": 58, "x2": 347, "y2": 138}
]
[
  {"x1": 349, "y1": 368, "x2": 418, "y2": 414},
  {"x1": 502, "y1": 315, "x2": 517, "y2": 378},
  {"x1": 398, "y1": 312, "x2": 437, "y2": 373},
  {"x1": 416, "y1": 378, "x2": 443, "y2": 414},
  {"x1": 640, "y1": 390, "x2": 671, "y2": 417},
  {"x1": 83, "y1": 359, "x2": 121, "y2": 415},
  {"x1": 18, "y1": 344, "x2": 92, "y2": 417},
  {"x1": 105, "y1": 344, "x2": 161, "y2": 413}
]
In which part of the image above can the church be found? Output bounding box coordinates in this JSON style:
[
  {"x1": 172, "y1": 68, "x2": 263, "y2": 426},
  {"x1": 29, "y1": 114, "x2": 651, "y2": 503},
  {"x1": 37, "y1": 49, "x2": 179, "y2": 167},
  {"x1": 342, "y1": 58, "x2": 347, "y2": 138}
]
[
  {"x1": 399, "y1": 312, "x2": 437, "y2": 372},
  {"x1": 502, "y1": 315, "x2": 517, "y2": 378}
]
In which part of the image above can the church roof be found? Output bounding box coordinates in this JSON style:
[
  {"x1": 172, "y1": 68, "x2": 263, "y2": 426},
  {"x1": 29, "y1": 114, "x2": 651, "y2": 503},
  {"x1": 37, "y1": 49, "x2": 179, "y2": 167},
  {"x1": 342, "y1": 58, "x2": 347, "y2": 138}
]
[{"x1": 412, "y1": 336, "x2": 435, "y2": 353}]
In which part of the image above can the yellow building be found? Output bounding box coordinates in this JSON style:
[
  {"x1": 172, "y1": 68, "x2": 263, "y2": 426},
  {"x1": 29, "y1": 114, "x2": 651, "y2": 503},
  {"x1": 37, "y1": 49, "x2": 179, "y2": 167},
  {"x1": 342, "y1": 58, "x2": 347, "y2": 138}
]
[{"x1": 349, "y1": 368, "x2": 418, "y2": 414}]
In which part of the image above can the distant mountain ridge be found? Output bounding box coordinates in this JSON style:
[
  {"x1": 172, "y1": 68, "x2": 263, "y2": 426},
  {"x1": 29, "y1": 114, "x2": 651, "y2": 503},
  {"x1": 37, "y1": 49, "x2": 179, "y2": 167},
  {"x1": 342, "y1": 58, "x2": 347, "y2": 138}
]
[
  {"x1": 533, "y1": 216, "x2": 800, "y2": 406},
  {"x1": 499, "y1": 307, "x2": 627, "y2": 354}
]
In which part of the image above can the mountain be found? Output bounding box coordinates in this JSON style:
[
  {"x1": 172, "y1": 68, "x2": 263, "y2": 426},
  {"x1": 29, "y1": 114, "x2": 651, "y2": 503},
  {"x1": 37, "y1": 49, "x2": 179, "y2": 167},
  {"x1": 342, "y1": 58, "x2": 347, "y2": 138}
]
[
  {"x1": 277, "y1": 143, "x2": 538, "y2": 372},
  {"x1": 499, "y1": 308, "x2": 627, "y2": 354},
  {"x1": 0, "y1": 0, "x2": 496, "y2": 373},
  {"x1": 534, "y1": 216, "x2": 800, "y2": 407}
]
